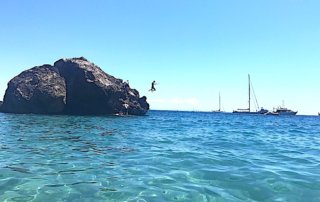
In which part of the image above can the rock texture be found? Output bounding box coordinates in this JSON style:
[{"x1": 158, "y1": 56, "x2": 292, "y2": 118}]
[
  {"x1": 0, "y1": 57, "x2": 149, "y2": 115},
  {"x1": 1, "y1": 65, "x2": 66, "y2": 114}
]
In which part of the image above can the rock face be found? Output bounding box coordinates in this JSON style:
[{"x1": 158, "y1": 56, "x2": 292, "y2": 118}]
[
  {"x1": 0, "y1": 57, "x2": 149, "y2": 115},
  {"x1": 1, "y1": 65, "x2": 66, "y2": 114}
]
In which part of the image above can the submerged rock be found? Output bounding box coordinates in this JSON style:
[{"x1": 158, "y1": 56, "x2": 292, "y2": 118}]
[{"x1": 0, "y1": 57, "x2": 149, "y2": 115}]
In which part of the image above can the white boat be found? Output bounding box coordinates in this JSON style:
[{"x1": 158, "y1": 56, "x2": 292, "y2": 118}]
[
  {"x1": 265, "y1": 111, "x2": 279, "y2": 116},
  {"x1": 233, "y1": 74, "x2": 268, "y2": 114},
  {"x1": 274, "y1": 107, "x2": 297, "y2": 115}
]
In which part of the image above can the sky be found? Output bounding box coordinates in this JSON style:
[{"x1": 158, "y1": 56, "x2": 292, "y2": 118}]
[{"x1": 0, "y1": 0, "x2": 319, "y2": 115}]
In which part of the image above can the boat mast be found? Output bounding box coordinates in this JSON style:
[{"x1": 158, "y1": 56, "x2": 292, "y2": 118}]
[
  {"x1": 248, "y1": 74, "x2": 251, "y2": 112},
  {"x1": 219, "y1": 92, "x2": 221, "y2": 112}
]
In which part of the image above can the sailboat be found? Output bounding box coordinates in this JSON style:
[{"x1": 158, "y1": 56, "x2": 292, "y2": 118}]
[
  {"x1": 212, "y1": 92, "x2": 224, "y2": 113},
  {"x1": 233, "y1": 74, "x2": 268, "y2": 114}
]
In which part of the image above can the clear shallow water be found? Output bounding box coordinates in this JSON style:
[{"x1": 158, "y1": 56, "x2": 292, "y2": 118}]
[{"x1": 0, "y1": 111, "x2": 320, "y2": 202}]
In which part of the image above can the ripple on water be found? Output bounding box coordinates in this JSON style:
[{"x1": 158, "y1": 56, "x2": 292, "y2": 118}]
[{"x1": 0, "y1": 111, "x2": 320, "y2": 201}]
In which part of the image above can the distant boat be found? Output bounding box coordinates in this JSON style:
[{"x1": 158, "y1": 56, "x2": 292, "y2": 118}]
[
  {"x1": 265, "y1": 111, "x2": 279, "y2": 116},
  {"x1": 233, "y1": 74, "x2": 268, "y2": 114},
  {"x1": 273, "y1": 106, "x2": 297, "y2": 115},
  {"x1": 212, "y1": 92, "x2": 224, "y2": 113}
]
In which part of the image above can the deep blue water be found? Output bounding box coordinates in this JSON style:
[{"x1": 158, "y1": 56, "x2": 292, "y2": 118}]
[{"x1": 0, "y1": 110, "x2": 320, "y2": 201}]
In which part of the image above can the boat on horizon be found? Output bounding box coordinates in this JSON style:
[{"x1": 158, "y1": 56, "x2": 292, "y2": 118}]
[
  {"x1": 233, "y1": 74, "x2": 268, "y2": 115},
  {"x1": 212, "y1": 92, "x2": 225, "y2": 113},
  {"x1": 265, "y1": 111, "x2": 279, "y2": 116},
  {"x1": 274, "y1": 106, "x2": 297, "y2": 115},
  {"x1": 266, "y1": 106, "x2": 297, "y2": 116}
]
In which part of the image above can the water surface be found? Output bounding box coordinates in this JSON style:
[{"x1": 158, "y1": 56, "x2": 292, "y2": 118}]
[{"x1": 0, "y1": 111, "x2": 319, "y2": 201}]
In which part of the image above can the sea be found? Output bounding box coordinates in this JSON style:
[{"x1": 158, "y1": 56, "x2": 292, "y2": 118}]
[{"x1": 0, "y1": 110, "x2": 319, "y2": 202}]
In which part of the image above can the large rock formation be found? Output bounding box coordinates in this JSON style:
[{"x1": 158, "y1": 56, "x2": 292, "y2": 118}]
[
  {"x1": 1, "y1": 65, "x2": 66, "y2": 114},
  {"x1": 0, "y1": 57, "x2": 149, "y2": 115}
]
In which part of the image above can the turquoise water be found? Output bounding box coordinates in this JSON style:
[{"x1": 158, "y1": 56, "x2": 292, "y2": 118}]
[{"x1": 0, "y1": 111, "x2": 320, "y2": 201}]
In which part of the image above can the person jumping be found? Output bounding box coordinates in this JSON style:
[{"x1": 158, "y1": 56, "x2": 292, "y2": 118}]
[{"x1": 149, "y1": 80, "x2": 157, "y2": 92}]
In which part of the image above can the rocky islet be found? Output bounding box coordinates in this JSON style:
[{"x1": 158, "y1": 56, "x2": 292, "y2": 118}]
[{"x1": 0, "y1": 57, "x2": 149, "y2": 115}]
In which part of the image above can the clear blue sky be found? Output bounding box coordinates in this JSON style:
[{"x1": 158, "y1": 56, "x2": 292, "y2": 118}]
[{"x1": 0, "y1": 0, "x2": 319, "y2": 115}]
